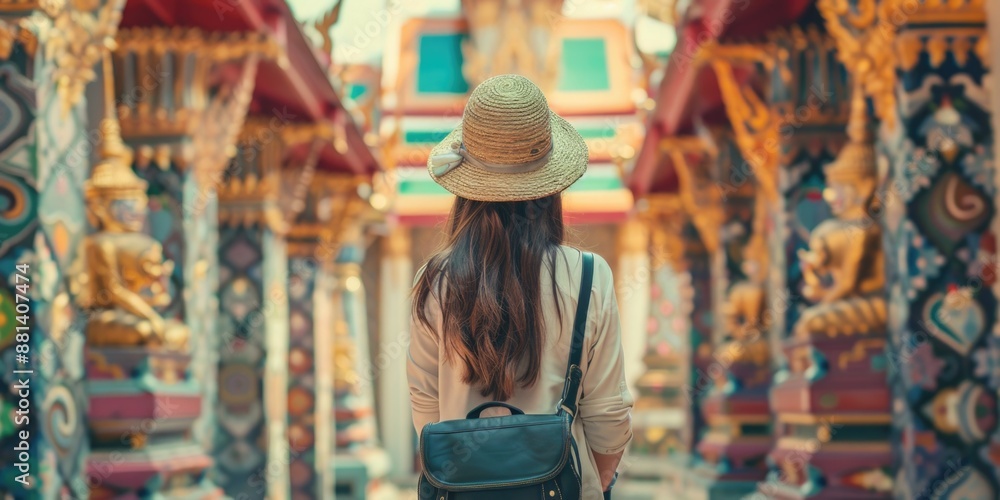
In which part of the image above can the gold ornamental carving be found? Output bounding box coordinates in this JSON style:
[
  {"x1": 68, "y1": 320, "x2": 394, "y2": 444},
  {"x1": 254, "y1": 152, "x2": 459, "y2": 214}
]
[
  {"x1": 308, "y1": 0, "x2": 343, "y2": 56},
  {"x1": 794, "y1": 85, "x2": 886, "y2": 339},
  {"x1": 216, "y1": 170, "x2": 287, "y2": 233},
  {"x1": 0, "y1": 18, "x2": 37, "y2": 59},
  {"x1": 191, "y1": 53, "x2": 260, "y2": 188},
  {"x1": 71, "y1": 52, "x2": 188, "y2": 351},
  {"x1": 887, "y1": 0, "x2": 985, "y2": 25},
  {"x1": 716, "y1": 194, "x2": 771, "y2": 369},
  {"x1": 818, "y1": 0, "x2": 901, "y2": 129},
  {"x1": 286, "y1": 172, "x2": 365, "y2": 260},
  {"x1": 461, "y1": 0, "x2": 564, "y2": 89},
  {"x1": 0, "y1": 0, "x2": 42, "y2": 13},
  {"x1": 112, "y1": 28, "x2": 282, "y2": 182},
  {"x1": 279, "y1": 140, "x2": 324, "y2": 227},
  {"x1": 696, "y1": 43, "x2": 782, "y2": 202},
  {"x1": 642, "y1": 194, "x2": 686, "y2": 272},
  {"x1": 895, "y1": 32, "x2": 988, "y2": 71},
  {"x1": 34, "y1": 0, "x2": 126, "y2": 117},
  {"x1": 223, "y1": 118, "x2": 360, "y2": 241},
  {"x1": 659, "y1": 136, "x2": 724, "y2": 255}
]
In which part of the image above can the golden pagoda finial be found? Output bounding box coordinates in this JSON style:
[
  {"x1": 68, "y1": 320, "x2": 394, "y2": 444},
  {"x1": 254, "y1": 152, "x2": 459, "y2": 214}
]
[
  {"x1": 824, "y1": 81, "x2": 876, "y2": 183},
  {"x1": 84, "y1": 48, "x2": 146, "y2": 202}
]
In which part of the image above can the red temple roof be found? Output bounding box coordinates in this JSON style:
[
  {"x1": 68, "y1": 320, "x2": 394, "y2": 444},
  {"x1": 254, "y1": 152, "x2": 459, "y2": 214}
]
[
  {"x1": 628, "y1": 0, "x2": 813, "y2": 196},
  {"x1": 121, "y1": 0, "x2": 378, "y2": 176}
]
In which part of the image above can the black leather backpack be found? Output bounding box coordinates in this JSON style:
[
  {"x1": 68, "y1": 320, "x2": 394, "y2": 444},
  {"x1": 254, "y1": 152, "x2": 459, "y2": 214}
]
[{"x1": 416, "y1": 252, "x2": 595, "y2": 500}]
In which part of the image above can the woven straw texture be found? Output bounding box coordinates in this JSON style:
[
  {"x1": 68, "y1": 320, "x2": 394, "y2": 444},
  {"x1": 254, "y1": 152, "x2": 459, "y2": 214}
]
[{"x1": 427, "y1": 74, "x2": 588, "y2": 202}]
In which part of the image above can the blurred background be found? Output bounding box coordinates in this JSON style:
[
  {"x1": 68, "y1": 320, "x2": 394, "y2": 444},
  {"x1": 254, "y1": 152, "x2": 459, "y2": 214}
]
[{"x1": 1, "y1": 0, "x2": 997, "y2": 499}]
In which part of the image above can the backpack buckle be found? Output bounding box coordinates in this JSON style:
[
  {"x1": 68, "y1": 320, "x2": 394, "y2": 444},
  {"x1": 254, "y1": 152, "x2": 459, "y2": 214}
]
[{"x1": 556, "y1": 398, "x2": 575, "y2": 417}]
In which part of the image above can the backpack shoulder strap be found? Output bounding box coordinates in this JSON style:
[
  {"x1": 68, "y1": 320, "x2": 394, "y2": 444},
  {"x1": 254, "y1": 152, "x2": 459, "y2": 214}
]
[{"x1": 557, "y1": 251, "x2": 594, "y2": 420}]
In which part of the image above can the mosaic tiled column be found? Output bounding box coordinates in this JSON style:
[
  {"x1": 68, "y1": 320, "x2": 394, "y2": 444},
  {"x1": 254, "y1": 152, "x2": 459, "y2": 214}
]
[
  {"x1": 215, "y1": 139, "x2": 291, "y2": 499},
  {"x1": 283, "y1": 169, "x2": 364, "y2": 500},
  {"x1": 282, "y1": 168, "x2": 386, "y2": 499},
  {"x1": 875, "y1": 1, "x2": 1000, "y2": 497},
  {"x1": 0, "y1": 3, "x2": 125, "y2": 496},
  {"x1": 286, "y1": 220, "x2": 337, "y2": 499},
  {"x1": 377, "y1": 225, "x2": 415, "y2": 480},
  {"x1": 683, "y1": 219, "x2": 718, "y2": 464}
]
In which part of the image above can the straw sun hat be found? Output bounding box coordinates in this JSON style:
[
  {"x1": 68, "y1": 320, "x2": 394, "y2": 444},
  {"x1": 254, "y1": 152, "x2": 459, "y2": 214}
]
[{"x1": 427, "y1": 74, "x2": 588, "y2": 202}]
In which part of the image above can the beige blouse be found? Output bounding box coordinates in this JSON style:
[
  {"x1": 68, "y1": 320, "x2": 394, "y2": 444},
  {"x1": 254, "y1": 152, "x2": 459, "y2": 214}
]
[{"x1": 407, "y1": 246, "x2": 634, "y2": 499}]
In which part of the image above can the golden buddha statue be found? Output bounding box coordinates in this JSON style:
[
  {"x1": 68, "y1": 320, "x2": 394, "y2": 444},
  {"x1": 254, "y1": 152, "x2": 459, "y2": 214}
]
[
  {"x1": 794, "y1": 89, "x2": 886, "y2": 339},
  {"x1": 74, "y1": 117, "x2": 189, "y2": 351},
  {"x1": 717, "y1": 224, "x2": 770, "y2": 369}
]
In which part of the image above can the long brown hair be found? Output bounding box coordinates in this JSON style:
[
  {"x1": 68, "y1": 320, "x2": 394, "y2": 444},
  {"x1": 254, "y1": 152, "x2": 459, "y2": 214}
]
[{"x1": 413, "y1": 193, "x2": 565, "y2": 401}]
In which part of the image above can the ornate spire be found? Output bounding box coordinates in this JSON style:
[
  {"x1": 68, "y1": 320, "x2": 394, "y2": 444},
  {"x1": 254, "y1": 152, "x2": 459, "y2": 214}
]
[
  {"x1": 84, "y1": 48, "x2": 146, "y2": 201},
  {"x1": 823, "y1": 81, "x2": 876, "y2": 183}
]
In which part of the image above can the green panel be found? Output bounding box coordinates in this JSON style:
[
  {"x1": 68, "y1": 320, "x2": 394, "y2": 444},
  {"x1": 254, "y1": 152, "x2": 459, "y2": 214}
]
[
  {"x1": 404, "y1": 130, "x2": 452, "y2": 144},
  {"x1": 405, "y1": 127, "x2": 612, "y2": 144},
  {"x1": 565, "y1": 173, "x2": 623, "y2": 192},
  {"x1": 417, "y1": 34, "x2": 469, "y2": 94},
  {"x1": 558, "y1": 38, "x2": 610, "y2": 92},
  {"x1": 399, "y1": 179, "x2": 452, "y2": 195},
  {"x1": 398, "y1": 170, "x2": 623, "y2": 196},
  {"x1": 348, "y1": 84, "x2": 367, "y2": 100},
  {"x1": 575, "y1": 127, "x2": 615, "y2": 140}
]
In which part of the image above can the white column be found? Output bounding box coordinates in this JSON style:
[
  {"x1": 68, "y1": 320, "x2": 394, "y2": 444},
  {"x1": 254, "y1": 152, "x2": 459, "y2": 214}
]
[
  {"x1": 378, "y1": 225, "x2": 415, "y2": 480},
  {"x1": 616, "y1": 217, "x2": 651, "y2": 395},
  {"x1": 263, "y1": 230, "x2": 290, "y2": 499},
  {"x1": 313, "y1": 264, "x2": 336, "y2": 500}
]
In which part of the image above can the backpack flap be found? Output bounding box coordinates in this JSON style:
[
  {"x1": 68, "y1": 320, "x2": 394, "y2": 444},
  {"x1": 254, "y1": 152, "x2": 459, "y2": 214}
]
[{"x1": 420, "y1": 413, "x2": 572, "y2": 490}]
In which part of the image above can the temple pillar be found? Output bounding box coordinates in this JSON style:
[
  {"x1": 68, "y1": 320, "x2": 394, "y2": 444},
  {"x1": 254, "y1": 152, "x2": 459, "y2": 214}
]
[
  {"x1": 377, "y1": 224, "x2": 415, "y2": 481},
  {"x1": 667, "y1": 143, "x2": 725, "y2": 468},
  {"x1": 616, "y1": 217, "x2": 651, "y2": 393},
  {"x1": 284, "y1": 170, "x2": 354, "y2": 500},
  {"x1": 681, "y1": 215, "x2": 719, "y2": 474},
  {"x1": 687, "y1": 46, "x2": 781, "y2": 500},
  {"x1": 624, "y1": 195, "x2": 694, "y2": 496},
  {"x1": 333, "y1": 226, "x2": 392, "y2": 498},
  {"x1": 286, "y1": 249, "x2": 336, "y2": 500},
  {"x1": 692, "y1": 134, "x2": 772, "y2": 499},
  {"x1": 0, "y1": 2, "x2": 123, "y2": 496},
  {"x1": 860, "y1": 1, "x2": 999, "y2": 496},
  {"x1": 215, "y1": 136, "x2": 291, "y2": 498},
  {"x1": 624, "y1": 139, "x2": 726, "y2": 495}
]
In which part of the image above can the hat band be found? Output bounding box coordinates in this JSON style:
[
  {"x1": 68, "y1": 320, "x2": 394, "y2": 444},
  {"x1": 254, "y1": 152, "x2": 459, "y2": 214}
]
[{"x1": 430, "y1": 141, "x2": 553, "y2": 178}]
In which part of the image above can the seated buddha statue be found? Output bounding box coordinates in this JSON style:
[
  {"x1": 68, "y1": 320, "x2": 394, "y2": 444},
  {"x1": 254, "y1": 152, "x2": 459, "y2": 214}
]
[
  {"x1": 716, "y1": 230, "x2": 770, "y2": 373},
  {"x1": 74, "y1": 118, "x2": 189, "y2": 351},
  {"x1": 794, "y1": 96, "x2": 886, "y2": 339}
]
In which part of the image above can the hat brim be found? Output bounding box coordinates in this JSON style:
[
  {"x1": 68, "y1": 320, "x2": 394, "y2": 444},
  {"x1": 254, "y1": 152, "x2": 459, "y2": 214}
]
[{"x1": 426, "y1": 111, "x2": 589, "y2": 202}]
